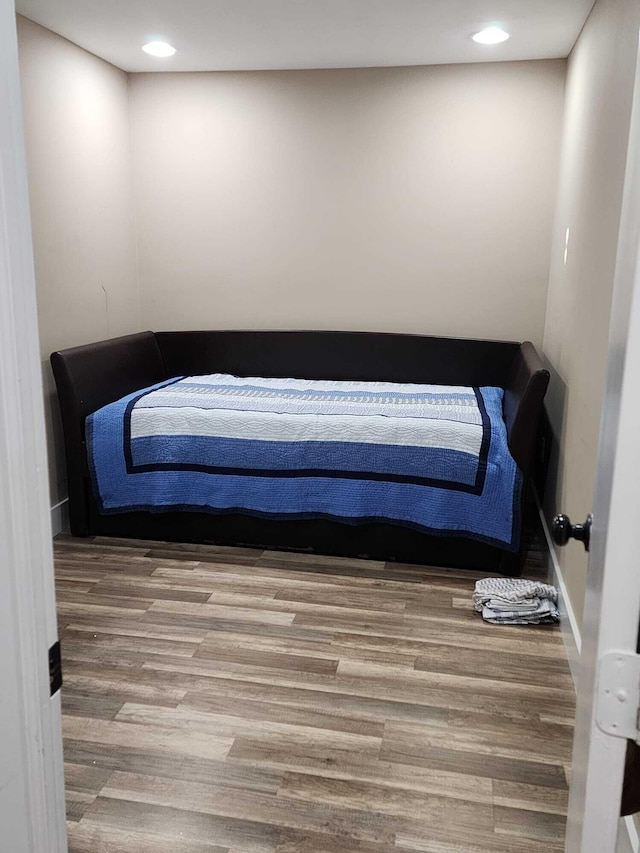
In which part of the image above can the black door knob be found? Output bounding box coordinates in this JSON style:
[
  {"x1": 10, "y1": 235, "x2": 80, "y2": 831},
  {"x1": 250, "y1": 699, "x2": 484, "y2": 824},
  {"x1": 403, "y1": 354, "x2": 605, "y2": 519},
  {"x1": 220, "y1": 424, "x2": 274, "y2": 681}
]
[{"x1": 552, "y1": 513, "x2": 593, "y2": 552}]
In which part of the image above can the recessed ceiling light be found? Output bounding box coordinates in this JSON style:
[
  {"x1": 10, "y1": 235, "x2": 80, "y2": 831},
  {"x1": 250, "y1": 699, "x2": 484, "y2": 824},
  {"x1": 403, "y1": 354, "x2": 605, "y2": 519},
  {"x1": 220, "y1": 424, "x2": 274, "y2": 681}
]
[
  {"x1": 142, "y1": 41, "x2": 177, "y2": 57},
  {"x1": 472, "y1": 27, "x2": 510, "y2": 45}
]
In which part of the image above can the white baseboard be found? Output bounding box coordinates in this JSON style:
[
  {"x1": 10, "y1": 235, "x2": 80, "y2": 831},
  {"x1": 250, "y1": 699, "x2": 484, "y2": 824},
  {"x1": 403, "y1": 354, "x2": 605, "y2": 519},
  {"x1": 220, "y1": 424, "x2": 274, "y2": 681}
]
[
  {"x1": 50, "y1": 498, "x2": 68, "y2": 537},
  {"x1": 623, "y1": 816, "x2": 640, "y2": 853},
  {"x1": 534, "y1": 494, "x2": 582, "y2": 689}
]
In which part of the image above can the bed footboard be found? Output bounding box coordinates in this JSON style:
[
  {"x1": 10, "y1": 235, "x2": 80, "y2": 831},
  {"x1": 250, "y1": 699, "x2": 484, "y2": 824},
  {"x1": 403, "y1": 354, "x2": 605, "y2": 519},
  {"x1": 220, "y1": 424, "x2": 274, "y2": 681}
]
[
  {"x1": 50, "y1": 331, "x2": 167, "y2": 535},
  {"x1": 504, "y1": 341, "x2": 550, "y2": 476}
]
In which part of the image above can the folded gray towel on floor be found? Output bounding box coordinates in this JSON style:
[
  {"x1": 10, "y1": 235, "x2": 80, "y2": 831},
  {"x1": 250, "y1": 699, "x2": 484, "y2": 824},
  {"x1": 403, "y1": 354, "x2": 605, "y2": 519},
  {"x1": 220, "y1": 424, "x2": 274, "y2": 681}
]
[
  {"x1": 482, "y1": 596, "x2": 559, "y2": 624},
  {"x1": 474, "y1": 577, "x2": 559, "y2": 625},
  {"x1": 473, "y1": 577, "x2": 558, "y2": 611}
]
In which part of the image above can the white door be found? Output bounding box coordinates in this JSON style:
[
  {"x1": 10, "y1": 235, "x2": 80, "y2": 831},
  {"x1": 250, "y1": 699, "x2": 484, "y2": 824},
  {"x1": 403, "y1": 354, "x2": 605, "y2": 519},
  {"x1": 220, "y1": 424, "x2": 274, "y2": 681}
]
[
  {"x1": 0, "y1": 1, "x2": 67, "y2": 850},
  {"x1": 562, "y1": 26, "x2": 640, "y2": 853}
]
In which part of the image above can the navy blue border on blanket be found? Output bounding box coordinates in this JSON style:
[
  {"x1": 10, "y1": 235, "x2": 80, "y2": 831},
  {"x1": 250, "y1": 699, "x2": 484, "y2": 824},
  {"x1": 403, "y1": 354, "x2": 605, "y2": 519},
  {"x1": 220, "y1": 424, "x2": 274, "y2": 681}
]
[
  {"x1": 86, "y1": 455, "x2": 522, "y2": 551},
  {"x1": 122, "y1": 381, "x2": 492, "y2": 495},
  {"x1": 122, "y1": 377, "x2": 183, "y2": 472}
]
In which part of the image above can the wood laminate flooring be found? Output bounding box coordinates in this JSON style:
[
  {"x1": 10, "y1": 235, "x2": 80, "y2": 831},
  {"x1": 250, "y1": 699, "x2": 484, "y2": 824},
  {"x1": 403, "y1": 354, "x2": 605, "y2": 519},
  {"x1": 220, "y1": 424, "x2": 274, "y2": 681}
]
[{"x1": 54, "y1": 529, "x2": 575, "y2": 853}]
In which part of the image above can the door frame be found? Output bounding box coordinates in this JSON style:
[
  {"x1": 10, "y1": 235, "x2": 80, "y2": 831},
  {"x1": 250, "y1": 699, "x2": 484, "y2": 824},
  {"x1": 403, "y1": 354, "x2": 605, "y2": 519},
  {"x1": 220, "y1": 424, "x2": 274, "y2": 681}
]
[
  {"x1": 564, "y1": 19, "x2": 640, "y2": 852},
  {"x1": 0, "y1": 1, "x2": 66, "y2": 849}
]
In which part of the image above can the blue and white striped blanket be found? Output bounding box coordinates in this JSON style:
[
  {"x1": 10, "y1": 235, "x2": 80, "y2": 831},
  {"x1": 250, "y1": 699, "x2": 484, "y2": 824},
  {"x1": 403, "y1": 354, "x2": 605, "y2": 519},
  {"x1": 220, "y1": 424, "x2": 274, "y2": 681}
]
[{"x1": 87, "y1": 374, "x2": 522, "y2": 549}]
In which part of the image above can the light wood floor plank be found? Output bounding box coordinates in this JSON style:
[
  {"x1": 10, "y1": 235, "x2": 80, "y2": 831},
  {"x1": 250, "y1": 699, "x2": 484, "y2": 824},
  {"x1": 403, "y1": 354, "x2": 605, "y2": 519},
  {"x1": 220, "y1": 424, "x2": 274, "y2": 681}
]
[{"x1": 67, "y1": 821, "x2": 229, "y2": 853}]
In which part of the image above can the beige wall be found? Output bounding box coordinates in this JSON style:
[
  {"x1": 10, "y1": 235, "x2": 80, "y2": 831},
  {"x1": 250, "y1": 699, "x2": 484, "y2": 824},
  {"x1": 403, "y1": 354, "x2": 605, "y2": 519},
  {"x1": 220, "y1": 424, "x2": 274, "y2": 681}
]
[
  {"x1": 129, "y1": 62, "x2": 565, "y2": 345},
  {"x1": 542, "y1": 0, "x2": 640, "y2": 627},
  {"x1": 17, "y1": 17, "x2": 139, "y2": 506}
]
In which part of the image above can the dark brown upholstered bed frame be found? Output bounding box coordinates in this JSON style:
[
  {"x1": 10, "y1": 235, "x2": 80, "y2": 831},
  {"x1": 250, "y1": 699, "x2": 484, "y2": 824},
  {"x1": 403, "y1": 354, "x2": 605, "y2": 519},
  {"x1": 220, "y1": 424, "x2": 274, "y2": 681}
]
[{"x1": 51, "y1": 330, "x2": 549, "y2": 574}]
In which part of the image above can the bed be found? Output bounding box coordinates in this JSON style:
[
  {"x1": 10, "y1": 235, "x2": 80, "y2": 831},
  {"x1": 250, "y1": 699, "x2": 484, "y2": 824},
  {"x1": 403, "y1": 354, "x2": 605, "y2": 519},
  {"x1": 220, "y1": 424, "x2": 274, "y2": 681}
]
[{"x1": 51, "y1": 330, "x2": 549, "y2": 574}]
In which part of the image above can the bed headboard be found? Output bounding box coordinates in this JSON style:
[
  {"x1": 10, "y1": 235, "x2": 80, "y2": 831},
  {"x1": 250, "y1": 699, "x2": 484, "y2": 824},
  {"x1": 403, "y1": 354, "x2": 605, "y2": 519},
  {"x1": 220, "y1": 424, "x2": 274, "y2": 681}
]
[
  {"x1": 50, "y1": 329, "x2": 549, "y2": 536},
  {"x1": 154, "y1": 330, "x2": 520, "y2": 386}
]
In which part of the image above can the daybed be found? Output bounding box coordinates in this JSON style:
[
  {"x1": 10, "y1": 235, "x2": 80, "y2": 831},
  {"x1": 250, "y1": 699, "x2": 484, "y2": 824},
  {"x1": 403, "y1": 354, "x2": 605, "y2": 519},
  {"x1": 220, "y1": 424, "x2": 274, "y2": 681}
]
[{"x1": 51, "y1": 330, "x2": 549, "y2": 575}]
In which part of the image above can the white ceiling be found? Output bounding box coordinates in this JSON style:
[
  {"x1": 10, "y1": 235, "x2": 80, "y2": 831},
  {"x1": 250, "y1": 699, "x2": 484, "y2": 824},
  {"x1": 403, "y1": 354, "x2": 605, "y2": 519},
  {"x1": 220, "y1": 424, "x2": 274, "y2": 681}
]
[{"x1": 16, "y1": 0, "x2": 595, "y2": 73}]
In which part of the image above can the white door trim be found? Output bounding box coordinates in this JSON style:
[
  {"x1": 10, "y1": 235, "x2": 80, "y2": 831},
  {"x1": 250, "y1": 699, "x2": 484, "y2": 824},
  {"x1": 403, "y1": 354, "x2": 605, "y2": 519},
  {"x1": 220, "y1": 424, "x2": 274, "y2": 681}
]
[
  {"x1": 565, "y1": 20, "x2": 640, "y2": 852},
  {"x1": 536, "y1": 499, "x2": 639, "y2": 853},
  {"x1": 0, "y1": 1, "x2": 66, "y2": 849}
]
